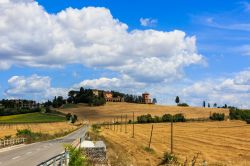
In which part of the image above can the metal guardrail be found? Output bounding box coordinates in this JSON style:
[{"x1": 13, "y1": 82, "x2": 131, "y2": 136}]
[
  {"x1": 37, "y1": 125, "x2": 88, "y2": 166},
  {"x1": 37, "y1": 151, "x2": 69, "y2": 166},
  {"x1": 0, "y1": 138, "x2": 26, "y2": 148}
]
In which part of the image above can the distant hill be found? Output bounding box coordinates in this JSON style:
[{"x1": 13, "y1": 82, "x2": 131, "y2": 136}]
[{"x1": 58, "y1": 102, "x2": 229, "y2": 123}]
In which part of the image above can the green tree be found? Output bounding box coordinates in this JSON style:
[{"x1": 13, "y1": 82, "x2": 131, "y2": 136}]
[
  {"x1": 152, "y1": 98, "x2": 157, "y2": 104},
  {"x1": 175, "y1": 96, "x2": 180, "y2": 105},
  {"x1": 203, "y1": 101, "x2": 206, "y2": 108}
]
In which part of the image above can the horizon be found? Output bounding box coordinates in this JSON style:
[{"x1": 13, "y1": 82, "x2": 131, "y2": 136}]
[{"x1": 0, "y1": 0, "x2": 250, "y2": 108}]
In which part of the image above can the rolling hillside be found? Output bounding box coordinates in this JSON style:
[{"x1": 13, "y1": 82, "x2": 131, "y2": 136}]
[{"x1": 59, "y1": 102, "x2": 229, "y2": 123}]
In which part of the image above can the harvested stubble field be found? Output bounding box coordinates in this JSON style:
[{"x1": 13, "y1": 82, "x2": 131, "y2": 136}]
[
  {"x1": 100, "y1": 121, "x2": 250, "y2": 166},
  {"x1": 0, "y1": 122, "x2": 78, "y2": 138},
  {"x1": 59, "y1": 102, "x2": 229, "y2": 123}
]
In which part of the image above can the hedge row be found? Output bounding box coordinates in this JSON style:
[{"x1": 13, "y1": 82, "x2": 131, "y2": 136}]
[
  {"x1": 229, "y1": 108, "x2": 250, "y2": 124},
  {"x1": 137, "y1": 113, "x2": 185, "y2": 124},
  {"x1": 209, "y1": 113, "x2": 225, "y2": 121}
]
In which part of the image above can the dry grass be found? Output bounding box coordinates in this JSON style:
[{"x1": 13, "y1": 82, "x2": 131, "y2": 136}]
[
  {"x1": 0, "y1": 122, "x2": 78, "y2": 138},
  {"x1": 59, "y1": 102, "x2": 229, "y2": 123},
  {"x1": 100, "y1": 121, "x2": 250, "y2": 166}
]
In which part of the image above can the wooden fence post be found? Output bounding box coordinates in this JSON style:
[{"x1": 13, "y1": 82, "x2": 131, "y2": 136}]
[
  {"x1": 120, "y1": 115, "x2": 122, "y2": 132},
  {"x1": 132, "y1": 112, "x2": 135, "y2": 138},
  {"x1": 148, "y1": 124, "x2": 154, "y2": 148},
  {"x1": 125, "y1": 114, "x2": 128, "y2": 133},
  {"x1": 171, "y1": 119, "x2": 173, "y2": 154},
  {"x1": 117, "y1": 117, "x2": 119, "y2": 131}
]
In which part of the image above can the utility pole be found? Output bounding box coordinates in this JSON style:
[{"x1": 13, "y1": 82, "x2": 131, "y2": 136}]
[
  {"x1": 148, "y1": 124, "x2": 154, "y2": 148},
  {"x1": 132, "y1": 112, "x2": 135, "y2": 138}
]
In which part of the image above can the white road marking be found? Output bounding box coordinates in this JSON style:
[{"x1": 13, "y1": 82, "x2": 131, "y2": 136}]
[
  {"x1": 26, "y1": 151, "x2": 32, "y2": 155},
  {"x1": 0, "y1": 161, "x2": 2, "y2": 165},
  {"x1": 12, "y1": 156, "x2": 20, "y2": 160},
  {"x1": 43, "y1": 146, "x2": 48, "y2": 148},
  {"x1": 36, "y1": 148, "x2": 40, "y2": 151}
]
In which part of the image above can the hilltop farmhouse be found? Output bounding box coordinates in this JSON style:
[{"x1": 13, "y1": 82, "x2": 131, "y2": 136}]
[{"x1": 92, "y1": 89, "x2": 152, "y2": 104}]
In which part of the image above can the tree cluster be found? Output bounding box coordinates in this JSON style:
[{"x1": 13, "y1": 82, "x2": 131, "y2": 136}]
[
  {"x1": 67, "y1": 87, "x2": 106, "y2": 106},
  {"x1": 0, "y1": 99, "x2": 41, "y2": 116},
  {"x1": 0, "y1": 107, "x2": 40, "y2": 116},
  {"x1": 209, "y1": 113, "x2": 225, "y2": 121},
  {"x1": 175, "y1": 96, "x2": 189, "y2": 107},
  {"x1": 137, "y1": 113, "x2": 186, "y2": 123},
  {"x1": 229, "y1": 108, "x2": 250, "y2": 124}
]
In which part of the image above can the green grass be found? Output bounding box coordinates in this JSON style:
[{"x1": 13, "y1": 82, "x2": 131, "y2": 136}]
[
  {"x1": 0, "y1": 112, "x2": 66, "y2": 123},
  {"x1": 61, "y1": 103, "x2": 78, "y2": 109}
]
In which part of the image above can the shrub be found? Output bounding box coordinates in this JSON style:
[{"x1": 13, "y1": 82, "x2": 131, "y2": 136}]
[
  {"x1": 153, "y1": 116, "x2": 162, "y2": 123},
  {"x1": 137, "y1": 114, "x2": 154, "y2": 123},
  {"x1": 159, "y1": 152, "x2": 179, "y2": 165},
  {"x1": 162, "y1": 114, "x2": 172, "y2": 122},
  {"x1": 92, "y1": 124, "x2": 101, "y2": 133},
  {"x1": 246, "y1": 119, "x2": 250, "y2": 124},
  {"x1": 71, "y1": 114, "x2": 78, "y2": 124},
  {"x1": 210, "y1": 113, "x2": 225, "y2": 121},
  {"x1": 4, "y1": 135, "x2": 12, "y2": 140},
  {"x1": 67, "y1": 145, "x2": 90, "y2": 166},
  {"x1": 16, "y1": 129, "x2": 32, "y2": 137},
  {"x1": 229, "y1": 108, "x2": 250, "y2": 121},
  {"x1": 177, "y1": 103, "x2": 189, "y2": 107},
  {"x1": 173, "y1": 114, "x2": 186, "y2": 122},
  {"x1": 66, "y1": 113, "x2": 72, "y2": 121}
]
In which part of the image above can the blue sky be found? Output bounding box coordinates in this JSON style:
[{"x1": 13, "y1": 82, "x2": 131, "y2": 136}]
[{"x1": 0, "y1": 0, "x2": 250, "y2": 108}]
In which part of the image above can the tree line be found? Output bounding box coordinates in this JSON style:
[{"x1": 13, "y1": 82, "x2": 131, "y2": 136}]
[{"x1": 137, "y1": 113, "x2": 186, "y2": 123}]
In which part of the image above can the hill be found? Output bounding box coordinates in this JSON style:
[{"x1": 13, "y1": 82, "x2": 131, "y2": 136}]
[{"x1": 58, "y1": 102, "x2": 229, "y2": 123}]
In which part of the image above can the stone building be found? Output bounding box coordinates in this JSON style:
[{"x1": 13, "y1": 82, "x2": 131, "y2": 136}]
[
  {"x1": 9, "y1": 99, "x2": 38, "y2": 109},
  {"x1": 142, "y1": 92, "x2": 152, "y2": 104},
  {"x1": 92, "y1": 89, "x2": 100, "y2": 96},
  {"x1": 104, "y1": 91, "x2": 113, "y2": 102},
  {"x1": 92, "y1": 89, "x2": 124, "y2": 102}
]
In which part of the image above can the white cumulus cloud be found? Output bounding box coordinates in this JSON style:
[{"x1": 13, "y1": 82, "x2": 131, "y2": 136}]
[
  {"x1": 140, "y1": 17, "x2": 158, "y2": 27},
  {"x1": 182, "y1": 70, "x2": 250, "y2": 108},
  {"x1": 5, "y1": 75, "x2": 68, "y2": 101},
  {"x1": 0, "y1": 0, "x2": 204, "y2": 83}
]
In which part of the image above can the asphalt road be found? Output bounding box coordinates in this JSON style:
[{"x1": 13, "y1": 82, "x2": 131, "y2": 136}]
[{"x1": 0, "y1": 125, "x2": 88, "y2": 166}]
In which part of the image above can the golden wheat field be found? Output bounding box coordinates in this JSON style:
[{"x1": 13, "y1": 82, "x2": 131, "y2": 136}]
[
  {"x1": 0, "y1": 122, "x2": 78, "y2": 138},
  {"x1": 100, "y1": 121, "x2": 250, "y2": 166},
  {"x1": 59, "y1": 102, "x2": 229, "y2": 123}
]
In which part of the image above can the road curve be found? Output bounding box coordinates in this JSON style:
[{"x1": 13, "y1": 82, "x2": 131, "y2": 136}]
[{"x1": 0, "y1": 125, "x2": 88, "y2": 166}]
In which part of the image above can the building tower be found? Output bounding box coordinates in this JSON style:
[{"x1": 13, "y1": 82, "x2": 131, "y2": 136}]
[{"x1": 142, "y1": 92, "x2": 152, "y2": 104}]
